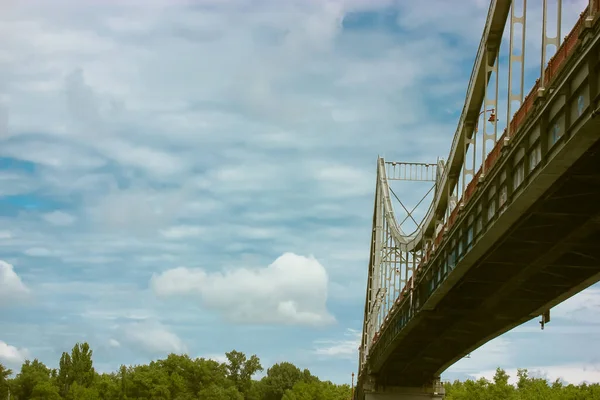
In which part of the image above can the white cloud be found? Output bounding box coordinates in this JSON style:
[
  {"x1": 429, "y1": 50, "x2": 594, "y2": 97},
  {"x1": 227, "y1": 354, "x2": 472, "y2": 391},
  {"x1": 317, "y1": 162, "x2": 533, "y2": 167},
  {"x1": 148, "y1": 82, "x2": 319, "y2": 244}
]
[
  {"x1": 549, "y1": 288, "x2": 600, "y2": 324},
  {"x1": 203, "y1": 354, "x2": 228, "y2": 364},
  {"x1": 108, "y1": 338, "x2": 121, "y2": 348},
  {"x1": 0, "y1": 231, "x2": 12, "y2": 239},
  {"x1": 0, "y1": 170, "x2": 40, "y2": 196},
  {"x1": 0, "y1": 260, "x2": 30, "y2": 305},
  {"x1": 207, "y1": 162, "x2": 290, "y2": 194},
  {"x1": 0, "y1": 102, "x2": 7, "y2": 139},
  {"x1": 23, "y1": 247, "x2": 59, "y2": 257},
  {"x1": 0, "y1": 340, "x2": 29, "y2": 365},
  {"x1": 151, "y1": 252, "x2": 335, "y2": 326},
  {"x1": 313, "y1": 164, "x2": 373, "y2": 198},
  {"x1": 448, "y1": 337, "x2": 514, "y2": 374},
  {"x1": 0, "y1": 140, "x2": 106, "y2": 171},
  {"x1": 328, "y1": 280, "x2": 366, "y2": 302},
  {"x1": 396, "y1": 0, "x2": 487, "y2": 44},
  {"x1": 160, "y1": 225, "x2": 205, "y2": 239},
  {"x1": 94, "y1": 138, "x2": 191, "y2": 178},
  {"x1": 123, "y1": 321, "x2": 186, "y2": 354},
  {"x1": 313, "y1": 329, "x2": 360, "y2": 359},
  {"x1": 86, "y1": 187, "x2": 188, "y2": 233},
  {"x1": 81, "y1": 308, "x2": 154, "y2": 322},
  {"x1": 42, "y1": 210, "x2": 76, "y2": 226}
]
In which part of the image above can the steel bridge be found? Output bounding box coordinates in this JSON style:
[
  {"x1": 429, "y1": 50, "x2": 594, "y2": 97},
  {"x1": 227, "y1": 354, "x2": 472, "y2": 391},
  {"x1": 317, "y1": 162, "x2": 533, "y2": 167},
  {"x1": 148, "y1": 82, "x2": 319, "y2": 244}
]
[{"x1": 356, "y1": 1, "x2": 600, "y2": 399}]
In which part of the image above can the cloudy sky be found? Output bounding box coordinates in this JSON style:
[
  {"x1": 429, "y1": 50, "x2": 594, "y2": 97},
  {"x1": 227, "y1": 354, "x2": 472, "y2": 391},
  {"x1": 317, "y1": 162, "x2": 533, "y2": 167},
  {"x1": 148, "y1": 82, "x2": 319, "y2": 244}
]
[{"x1": 1, "y1": 0, "x2": 599, "y2": 386}]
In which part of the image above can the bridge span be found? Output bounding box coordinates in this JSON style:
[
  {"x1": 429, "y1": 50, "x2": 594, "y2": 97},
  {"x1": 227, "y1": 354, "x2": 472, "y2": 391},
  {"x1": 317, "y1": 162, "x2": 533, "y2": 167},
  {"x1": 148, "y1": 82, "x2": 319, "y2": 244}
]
[{"x1": 356, "y1": 1, "x2": 600, "y2": 399}]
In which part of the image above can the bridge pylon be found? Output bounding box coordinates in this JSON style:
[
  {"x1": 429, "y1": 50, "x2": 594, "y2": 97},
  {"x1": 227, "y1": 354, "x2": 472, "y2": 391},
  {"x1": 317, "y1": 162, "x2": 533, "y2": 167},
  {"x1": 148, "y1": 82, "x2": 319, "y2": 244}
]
[
  {"x1": 357, "y1": 158, "x2": 442, "y2": 399},
  {"x1": 361, "y1": 376, "x2": 445, "y2": 400}
]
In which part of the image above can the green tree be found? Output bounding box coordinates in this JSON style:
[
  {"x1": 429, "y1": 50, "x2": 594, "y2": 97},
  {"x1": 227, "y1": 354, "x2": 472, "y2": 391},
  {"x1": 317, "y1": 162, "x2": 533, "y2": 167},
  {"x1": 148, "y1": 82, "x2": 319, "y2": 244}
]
[
  {"x1": 246, "y1": 379, "x2": 266, "y2": 400},
  {"x1": 70, "y1": 342, "x2": 95, "y2": 388},
  {"x1": 30, "y1": 380, "x2": 61, "y2": 400},
  {"x1": 0, "y1": 363, "x2": 11, "y2": 400},
  {"x1": 56, "y1": 342, "x2": 95, "y2": 398},
  {"x1": 261, "y1": 362, "x2": 307, "y2": 400},
  {"x1": 489, "y1": 368, "x2": 516, "y2": 399},
  {"x1": 57, "y1": 352, "x2": 72, "y2": 397},
  {"x1": 198, "y1": 383, "x2": 243, "y2": 400},
  {"x1": 282, "y1": 380, "x2": 351, "y2": 400},
  {"x1": 67, "y1": 382, "x2": 100, "y2": 400},
  {"x1": 93, "y1": 373, "x2": 121, "y2": 400},
  {"x1": 225, "y1": 350, "x2": 263, "y2": 396},
  {"x1": 11, "y1": 359, "x2": 54, "y2": 400}
]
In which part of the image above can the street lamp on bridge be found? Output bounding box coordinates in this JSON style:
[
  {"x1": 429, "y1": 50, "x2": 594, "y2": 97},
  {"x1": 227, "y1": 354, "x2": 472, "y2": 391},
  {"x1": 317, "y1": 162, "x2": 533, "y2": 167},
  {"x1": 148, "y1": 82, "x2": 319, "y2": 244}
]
[
  {"x1": 473, "y1": 107, "x2": 499, "y2": 179},
  {"x1": 474, "y1": 108, "x2": 497, "y2": 133}
]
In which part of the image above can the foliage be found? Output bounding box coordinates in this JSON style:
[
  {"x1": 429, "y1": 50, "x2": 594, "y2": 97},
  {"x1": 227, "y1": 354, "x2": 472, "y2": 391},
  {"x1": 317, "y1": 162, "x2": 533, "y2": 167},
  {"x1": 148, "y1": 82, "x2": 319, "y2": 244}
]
[
  {"x1": 4, "y1": 342, "x2": 598, "y2": 400},
  {"x1": 0, "y1": 342, "x2": 351, "y2": 400},
  {"x1": 282, "y1": 380, "x2": 352, "y2": 400},
  {"x1": 0, "y1": 364, "x2": 11, "y2": 400},
  {"x1": 444, "y1": 367, "x2": 600, "y2": 400}
]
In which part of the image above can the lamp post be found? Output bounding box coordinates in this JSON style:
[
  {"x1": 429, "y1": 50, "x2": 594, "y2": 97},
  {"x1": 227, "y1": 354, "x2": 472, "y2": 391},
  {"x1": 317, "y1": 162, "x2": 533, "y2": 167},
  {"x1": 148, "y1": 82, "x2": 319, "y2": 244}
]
[
  {"x1": 475, "y1": 108, "x2": 498, "y2": 178},
  {"x1": 474, "y1": 108, "x2": 497, "y2": 133}
]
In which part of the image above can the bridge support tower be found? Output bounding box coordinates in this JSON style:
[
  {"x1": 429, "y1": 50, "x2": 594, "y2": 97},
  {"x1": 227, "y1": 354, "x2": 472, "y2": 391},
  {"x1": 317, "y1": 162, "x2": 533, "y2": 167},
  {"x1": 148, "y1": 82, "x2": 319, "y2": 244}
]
[{"x1": 362, "y1": 378, "x2": 445, "y2": 400}]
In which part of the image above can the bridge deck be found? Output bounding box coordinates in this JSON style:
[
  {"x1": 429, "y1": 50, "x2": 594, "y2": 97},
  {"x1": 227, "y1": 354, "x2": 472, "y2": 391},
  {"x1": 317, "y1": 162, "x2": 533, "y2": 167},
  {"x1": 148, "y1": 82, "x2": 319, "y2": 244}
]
[
  {"x1": 360, "y1": 8, "x2": 600, "y2": 391},
  {"x1": 377, "y1": 136, "x2": 600, "y2": 386}
]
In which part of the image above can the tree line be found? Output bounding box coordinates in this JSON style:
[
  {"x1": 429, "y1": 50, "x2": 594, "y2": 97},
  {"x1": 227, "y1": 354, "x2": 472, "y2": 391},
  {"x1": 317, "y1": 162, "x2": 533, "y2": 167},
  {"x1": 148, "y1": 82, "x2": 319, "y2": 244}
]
[
  {"x1": 1, "y1": 343, "x2": 599, "y2": 399},
  {"x1": 0, "y1": 342, "x2": 351, "y2": 400},
  {"x1": 444, "y1": 368, "x2": 600, "y2": 399}
]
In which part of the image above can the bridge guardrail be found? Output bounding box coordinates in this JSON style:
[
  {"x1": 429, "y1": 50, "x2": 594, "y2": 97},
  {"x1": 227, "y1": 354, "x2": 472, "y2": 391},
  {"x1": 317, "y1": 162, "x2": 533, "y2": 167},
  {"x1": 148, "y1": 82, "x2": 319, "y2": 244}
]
[{"x1": 419, "y1": 6, "x2": 591, "y2": 271}]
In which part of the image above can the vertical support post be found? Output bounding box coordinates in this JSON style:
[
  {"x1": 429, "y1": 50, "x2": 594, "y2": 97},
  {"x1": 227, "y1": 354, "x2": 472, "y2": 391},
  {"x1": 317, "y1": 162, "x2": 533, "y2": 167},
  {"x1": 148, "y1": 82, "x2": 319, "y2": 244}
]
[
  {"x1": 389, "y1": 245, "x2": 394, "y2": 310},
  {"x1": 392, "y1": 247, "x2": 398, "y2": 303},
  {"x1": 538, "y1": 0, "x2": 548, "y2": 88},
  {"x1": 588, "y1": 0, "x2": 596, "y2": 23},
  {"x1": 446, "y1": 177, "x2": 456, "y2": 225},
  {"x1": 377, "y1": 220, "x2": 383, "y2": 329},
  {"x1": 398, "y1": 247, "x2": 403, "y2": 303},
  {"x1": 380, "y1": 258, "x2": 385, "y2": 328},
  {"x1": 539, "y1": 0, "x2": 562, "y2": 95},
  {"x1": 404, "y1": 250, "x2": 409, "y2": 293},
  {"x1": 446, "y1": 183, "x2": 451, "y2": 223},
  {"x1": 390, "y1": 251, "x2": 393, "y2": 316},
  {"x1": 493, "y1": 48, "x2": 499, "y2": 143},
  {"x1": 462, "y1": 126, "x2": 475, "y2": 197},
  {"x1": 369, "y1": 172, "x2": 384, "y2": 347},
  {"x1": 481, "y1": 46, "x2": 499, "y2": 177},
  {"x1": 383, "y1": 230, "x2": 389, "y2": 319},
  {"x1": 380, "y1": 206, "x2": 387, "y2": 328},
  {"x1": 506, "y1": 0, "x2": 527, "y2": 139},
  {"x1": 410, "y1": 249, "x2": 416, "y2": 287}
]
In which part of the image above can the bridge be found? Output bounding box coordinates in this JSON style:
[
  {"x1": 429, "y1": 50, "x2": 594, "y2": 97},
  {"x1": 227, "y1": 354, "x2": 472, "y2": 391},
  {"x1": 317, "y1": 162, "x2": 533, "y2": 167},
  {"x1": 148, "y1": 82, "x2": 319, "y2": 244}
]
[{"x1": 355, "y1": 0, "x2": 600, "y2": 399}]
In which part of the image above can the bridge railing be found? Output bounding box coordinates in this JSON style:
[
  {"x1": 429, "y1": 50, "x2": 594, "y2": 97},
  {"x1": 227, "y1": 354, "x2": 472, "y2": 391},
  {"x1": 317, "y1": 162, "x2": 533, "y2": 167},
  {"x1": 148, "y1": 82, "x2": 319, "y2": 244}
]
[
  {"x1": 417, "y1": 6, "x2": 591, "y2": 272},
  {"x1": 443, "y1": 0, "x2": 499, "y2": 194}
]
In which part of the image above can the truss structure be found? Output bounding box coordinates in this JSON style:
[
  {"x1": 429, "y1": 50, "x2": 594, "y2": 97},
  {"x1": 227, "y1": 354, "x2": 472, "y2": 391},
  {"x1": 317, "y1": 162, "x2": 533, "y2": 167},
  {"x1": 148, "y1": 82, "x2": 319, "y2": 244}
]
[{"x1": 359, "y1": 159, "x2": 440, "y2": 370}]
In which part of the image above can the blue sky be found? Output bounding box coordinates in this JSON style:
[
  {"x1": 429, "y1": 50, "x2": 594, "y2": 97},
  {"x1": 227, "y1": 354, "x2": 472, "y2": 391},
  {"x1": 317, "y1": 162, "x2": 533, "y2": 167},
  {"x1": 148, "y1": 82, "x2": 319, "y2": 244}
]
[{"x1": 1, "y1": 0, "x2": 599, "y2": 386}]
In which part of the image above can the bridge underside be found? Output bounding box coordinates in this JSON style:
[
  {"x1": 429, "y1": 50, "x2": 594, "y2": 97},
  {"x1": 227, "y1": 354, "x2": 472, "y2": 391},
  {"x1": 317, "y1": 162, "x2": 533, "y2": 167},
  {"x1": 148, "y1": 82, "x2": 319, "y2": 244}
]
[{"x1": 376, "y1": 135, "x2": 600, "y2": 387}]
